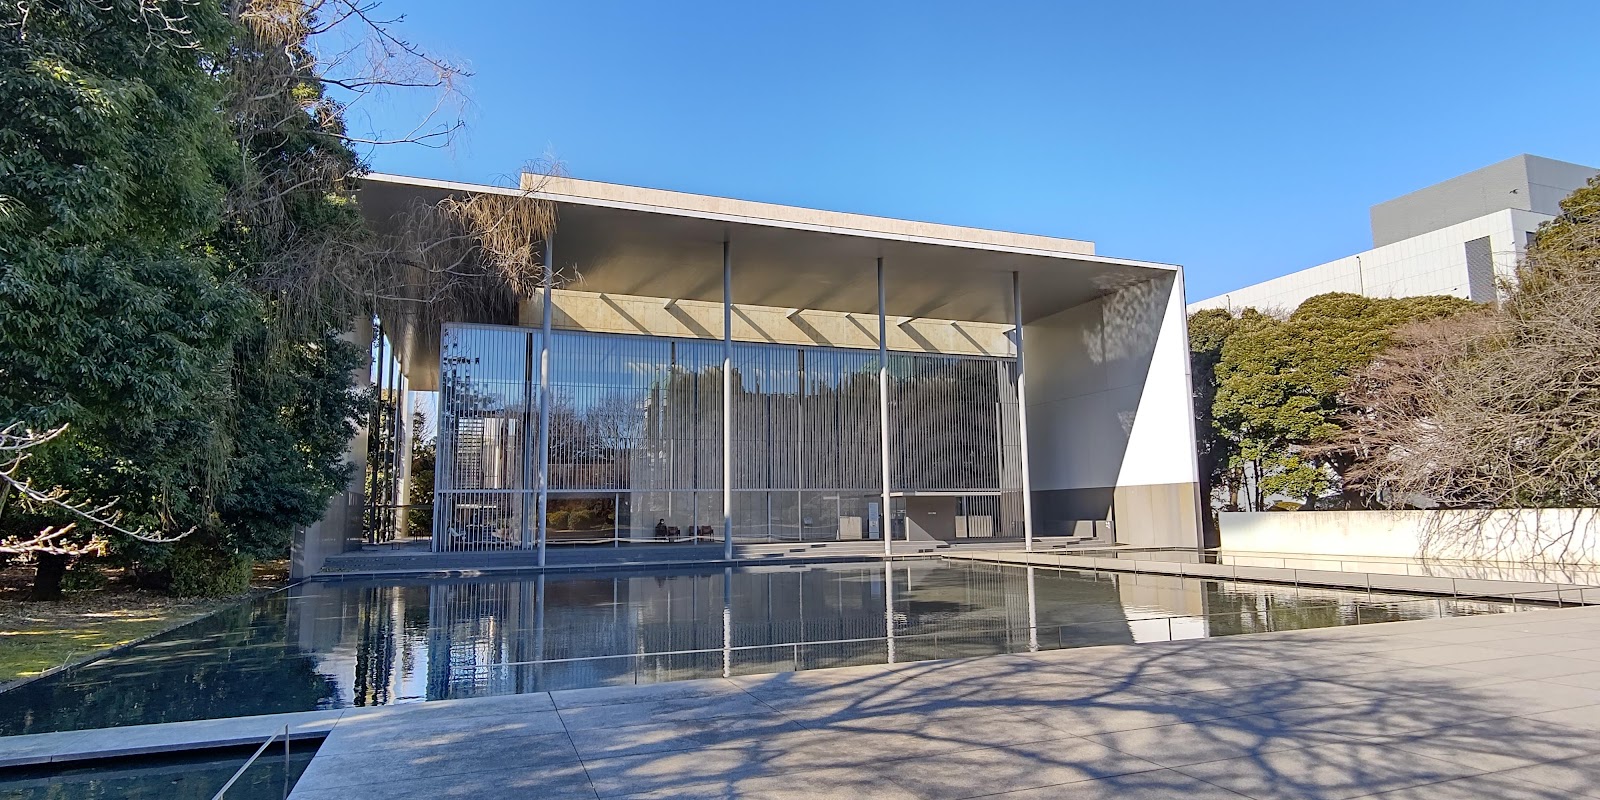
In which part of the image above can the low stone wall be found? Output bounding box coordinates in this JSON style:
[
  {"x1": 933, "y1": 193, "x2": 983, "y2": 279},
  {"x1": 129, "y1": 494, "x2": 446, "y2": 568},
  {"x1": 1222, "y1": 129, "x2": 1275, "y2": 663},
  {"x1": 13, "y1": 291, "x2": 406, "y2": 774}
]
[{"x1": 1219, "y1": 508, "x2": 1600, "y2": 564}]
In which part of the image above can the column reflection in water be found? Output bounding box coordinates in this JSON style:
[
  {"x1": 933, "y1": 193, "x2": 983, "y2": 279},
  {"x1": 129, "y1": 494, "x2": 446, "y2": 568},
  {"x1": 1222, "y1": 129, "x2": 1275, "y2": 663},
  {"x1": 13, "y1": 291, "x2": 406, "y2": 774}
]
[
  {"x1": 534, "y1": 573, "x2": 546, "y2": 689},
  {"x1": 1027, "y1": 565, "x2": 1039, "y2": 653},
  {"x1": 884, "y1": 560, "x2": 897, "y2": 664},
  {"x1": 722, "y1": 567, "x2": 733, "y2": 678},
  {"x1": 316, "y1": 562, "x2": 1489, "y2": 706}
]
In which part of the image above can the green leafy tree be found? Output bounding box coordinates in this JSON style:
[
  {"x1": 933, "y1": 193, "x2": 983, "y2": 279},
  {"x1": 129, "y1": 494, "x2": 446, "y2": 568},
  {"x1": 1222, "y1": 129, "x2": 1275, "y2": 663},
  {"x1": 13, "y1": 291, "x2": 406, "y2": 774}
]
[
  {"x1": 198, "y1": 0, "x2": 375, "y2": 573},
  {"x1": 0, "y1": 0, "x2": 399, "y2": 597},
  {"x1": 10, "y1": 0, "x2": 550, "y2": 597},
  {"x1": 408, "y1": 413, "x2": 436, "y2": 536},
  {"x1": 1207, "y1": 293, "x2": 1477, "y2": 511},
  {"x1": 1189, "y1": 308, "x2": 1259, "y2": 523},
  {"x1": 0, "y1": 0, "x2": 253, "y2": 598}
]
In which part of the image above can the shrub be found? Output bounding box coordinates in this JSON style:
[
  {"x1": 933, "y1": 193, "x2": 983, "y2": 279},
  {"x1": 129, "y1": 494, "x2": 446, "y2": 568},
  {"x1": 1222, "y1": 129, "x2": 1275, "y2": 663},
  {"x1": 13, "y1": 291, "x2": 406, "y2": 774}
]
[
  {"x1": 166, "y1": 543, "x2": 252, "y2": 597},
  {"x1": 567, "y1": 508, "x2": 594, "y2": 529},
  {"x1": 61, "y1": 560, "x2": 108, "y2": 592},
  {"x1": 546, "y1": 509, "x2": 570, "y2": 530}
]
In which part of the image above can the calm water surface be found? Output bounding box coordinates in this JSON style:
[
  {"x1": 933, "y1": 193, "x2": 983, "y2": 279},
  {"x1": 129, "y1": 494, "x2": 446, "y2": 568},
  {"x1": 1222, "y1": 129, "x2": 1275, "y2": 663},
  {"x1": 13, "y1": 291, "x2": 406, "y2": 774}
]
[
  {"x1": 0, "y1": 559, "x2": 1513, "y2": 735},
  {"x1": 0, "y1": 743, "x2": 317, "y2": 799}
]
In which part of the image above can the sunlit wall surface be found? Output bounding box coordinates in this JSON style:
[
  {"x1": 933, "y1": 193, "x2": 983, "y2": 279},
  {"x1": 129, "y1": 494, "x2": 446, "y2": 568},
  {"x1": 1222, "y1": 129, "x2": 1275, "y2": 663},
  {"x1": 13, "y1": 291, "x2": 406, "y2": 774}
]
[{"x1": 433, "y1": 323, "x2": 1024, "y2": 551}]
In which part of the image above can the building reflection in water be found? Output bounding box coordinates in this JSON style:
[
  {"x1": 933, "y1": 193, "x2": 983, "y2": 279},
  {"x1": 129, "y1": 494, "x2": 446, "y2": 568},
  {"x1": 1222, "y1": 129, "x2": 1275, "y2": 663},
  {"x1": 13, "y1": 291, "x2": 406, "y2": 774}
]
[
  {"x1": 2, "y1": 561, "x2": 1513, "y2": 737},
  {"x1": 285, "y1": 561, "x2": 1513, "y2": 708},
  {"x1": 294, "y1": 561, "x2": 1132, "y2": 704}
]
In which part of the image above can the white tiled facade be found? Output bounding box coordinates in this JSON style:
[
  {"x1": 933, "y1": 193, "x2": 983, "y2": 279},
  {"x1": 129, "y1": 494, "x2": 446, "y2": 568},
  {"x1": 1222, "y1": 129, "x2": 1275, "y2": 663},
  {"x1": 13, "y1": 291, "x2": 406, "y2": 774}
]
[
  {"x1": 1190, "y1": 155, "x2": 1596, "y2": 314},
  {"x1": 1188, "y1": 208, "x2": 1546, "y2": 313}
]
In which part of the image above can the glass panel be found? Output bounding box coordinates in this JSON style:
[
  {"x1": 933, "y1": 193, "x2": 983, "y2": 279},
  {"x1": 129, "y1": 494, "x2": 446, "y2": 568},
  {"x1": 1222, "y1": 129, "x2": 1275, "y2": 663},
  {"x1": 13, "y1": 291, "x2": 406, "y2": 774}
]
[
  {"x1": 433, "y1": 323, "x2": 1024, "y2": 547},
  {"x1": 434, "y1": 325, "x2": 536, "y2": 551}
]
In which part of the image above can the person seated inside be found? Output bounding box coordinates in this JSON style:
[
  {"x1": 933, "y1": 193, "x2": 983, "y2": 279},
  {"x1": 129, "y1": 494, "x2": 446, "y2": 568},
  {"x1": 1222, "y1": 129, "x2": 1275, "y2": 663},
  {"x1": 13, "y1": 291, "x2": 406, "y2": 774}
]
[{"x1": 654, "y1": 519, "x2": 668, "y2": 540}]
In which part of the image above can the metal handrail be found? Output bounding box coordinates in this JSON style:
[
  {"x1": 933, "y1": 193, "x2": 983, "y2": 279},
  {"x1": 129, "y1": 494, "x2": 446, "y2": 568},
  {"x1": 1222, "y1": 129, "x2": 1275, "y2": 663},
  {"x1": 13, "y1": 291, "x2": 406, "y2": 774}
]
[{"x1": 211, "y1": 725, "x2": 291, "y2": 800}]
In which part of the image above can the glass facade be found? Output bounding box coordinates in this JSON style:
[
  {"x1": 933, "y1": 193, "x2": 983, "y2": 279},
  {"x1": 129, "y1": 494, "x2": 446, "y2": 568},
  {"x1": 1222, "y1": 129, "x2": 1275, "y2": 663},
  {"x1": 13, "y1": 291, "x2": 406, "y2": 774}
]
[{"x1": 434, "y1": 322, "x2": 1024, "y2": 551}]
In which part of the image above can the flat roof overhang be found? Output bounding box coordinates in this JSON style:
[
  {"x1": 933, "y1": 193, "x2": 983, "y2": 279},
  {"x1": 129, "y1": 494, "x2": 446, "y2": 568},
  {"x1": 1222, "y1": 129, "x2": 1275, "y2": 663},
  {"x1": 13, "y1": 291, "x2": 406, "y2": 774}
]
[{"x1": 358, "y1": 173, "x2": 1180, "y2": 389}]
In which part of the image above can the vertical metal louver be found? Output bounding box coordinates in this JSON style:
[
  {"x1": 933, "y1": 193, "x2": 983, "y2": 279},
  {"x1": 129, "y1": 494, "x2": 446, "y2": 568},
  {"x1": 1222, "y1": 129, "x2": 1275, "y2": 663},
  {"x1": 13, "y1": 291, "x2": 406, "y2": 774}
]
[{"x1": 434, "y1": 323, "x2": 1024, "y2": 550}]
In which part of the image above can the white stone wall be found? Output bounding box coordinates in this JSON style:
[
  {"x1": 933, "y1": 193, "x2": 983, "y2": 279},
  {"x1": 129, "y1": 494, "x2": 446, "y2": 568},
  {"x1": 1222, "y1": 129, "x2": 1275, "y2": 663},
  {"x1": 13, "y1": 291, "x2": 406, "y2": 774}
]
[{"x1": 1220, "y1": 509, "x2": 1600, "y2": 565}]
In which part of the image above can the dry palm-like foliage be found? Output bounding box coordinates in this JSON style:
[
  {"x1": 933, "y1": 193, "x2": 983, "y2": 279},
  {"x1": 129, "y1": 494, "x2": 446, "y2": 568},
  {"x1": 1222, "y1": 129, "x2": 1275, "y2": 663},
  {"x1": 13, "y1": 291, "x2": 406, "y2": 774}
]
[
  {"x1": 1333, "y1": 214, "x2": 1600, "y2": 510},
  {"x1": 224, "y1": 0, "x2": 559, "y2": 337},
  {"x1": 376, "y1": 169, "x2": 562, "y2": 330},
  {"x1": 437, "y1": 185, "x2": 562, "y2": 301},
  {"x1": 0, "y1": 425, "x2": 190, "y2": 555}
]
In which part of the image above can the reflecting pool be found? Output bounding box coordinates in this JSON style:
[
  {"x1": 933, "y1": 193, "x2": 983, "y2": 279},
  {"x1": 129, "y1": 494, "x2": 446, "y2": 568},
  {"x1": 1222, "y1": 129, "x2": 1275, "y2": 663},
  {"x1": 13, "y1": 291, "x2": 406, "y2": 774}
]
[
  {"x1": 0, "y1": 559, "x2": 1515, "y2": 736},
  {"x1": 0, "y1": 743, "x2": 317, "y2": 799}
]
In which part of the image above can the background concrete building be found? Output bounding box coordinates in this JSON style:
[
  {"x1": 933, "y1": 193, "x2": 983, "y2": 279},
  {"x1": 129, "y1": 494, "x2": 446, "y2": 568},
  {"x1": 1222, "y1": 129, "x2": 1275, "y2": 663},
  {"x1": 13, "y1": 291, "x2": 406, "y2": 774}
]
[
  {"x1": 294, "y1": 173, "x2": 1202, "y2": 575},
  {"x1": 1189, "y1": 154, "x2": 1599, "y2": 313}
]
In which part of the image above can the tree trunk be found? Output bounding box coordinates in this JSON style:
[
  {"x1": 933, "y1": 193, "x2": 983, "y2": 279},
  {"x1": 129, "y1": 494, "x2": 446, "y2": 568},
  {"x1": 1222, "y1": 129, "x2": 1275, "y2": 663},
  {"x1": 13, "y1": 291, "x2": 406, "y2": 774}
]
[{"x1": 31, "y1": 552, "x2": 69, "y2": 601}]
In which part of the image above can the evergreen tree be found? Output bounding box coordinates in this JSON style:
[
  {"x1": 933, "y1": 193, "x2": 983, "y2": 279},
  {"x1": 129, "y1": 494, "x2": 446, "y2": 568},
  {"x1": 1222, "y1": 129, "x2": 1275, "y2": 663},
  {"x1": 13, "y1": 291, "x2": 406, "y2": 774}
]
[
  {"x1": 0, "y1": 1, "x2": 388, "y2": 596},
  {"x1": 1193, "y1": 293, "x2": 1477, "y2": 513},
  {"x1": 0, "y1": 0, "x2": 252, "y2": 597}
]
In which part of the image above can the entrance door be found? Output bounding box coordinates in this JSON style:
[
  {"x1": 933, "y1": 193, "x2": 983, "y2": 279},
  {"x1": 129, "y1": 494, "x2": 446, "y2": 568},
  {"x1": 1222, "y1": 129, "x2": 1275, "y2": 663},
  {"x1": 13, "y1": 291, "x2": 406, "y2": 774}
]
[{"x1": 903, "y1": 496, "x2": 958, "y2": 542}]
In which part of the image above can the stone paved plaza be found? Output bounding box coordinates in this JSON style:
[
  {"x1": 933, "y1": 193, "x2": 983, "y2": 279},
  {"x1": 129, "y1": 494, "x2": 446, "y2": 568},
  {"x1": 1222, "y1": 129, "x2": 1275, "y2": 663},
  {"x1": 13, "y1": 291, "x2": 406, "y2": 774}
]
[{"x1": 274, "y1": 604, "x2": 1600, "y2": 799}]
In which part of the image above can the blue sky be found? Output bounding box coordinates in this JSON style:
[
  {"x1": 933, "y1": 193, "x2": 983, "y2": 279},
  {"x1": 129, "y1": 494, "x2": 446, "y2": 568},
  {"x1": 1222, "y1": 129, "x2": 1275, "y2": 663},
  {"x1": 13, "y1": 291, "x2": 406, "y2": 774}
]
[{"x1": 353, "y1": 1, "x2": 1600, "y2": 301}]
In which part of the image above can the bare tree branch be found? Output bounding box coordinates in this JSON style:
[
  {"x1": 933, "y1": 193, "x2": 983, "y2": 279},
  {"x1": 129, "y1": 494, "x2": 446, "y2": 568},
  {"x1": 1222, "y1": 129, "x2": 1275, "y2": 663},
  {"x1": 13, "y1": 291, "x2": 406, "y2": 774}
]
[
  {"x1": 0, "y1": 424, "x2": 191, "y2": 556},
  {"x1": 1327, "y1": 211, "x2": 1600, "y2": 513}
]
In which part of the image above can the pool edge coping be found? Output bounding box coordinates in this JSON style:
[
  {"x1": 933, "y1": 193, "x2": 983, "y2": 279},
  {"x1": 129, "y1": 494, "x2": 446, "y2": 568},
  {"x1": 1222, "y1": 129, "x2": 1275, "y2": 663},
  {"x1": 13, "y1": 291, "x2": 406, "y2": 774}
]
[
  {"x1": 0, "y1": 709, "x2": 341, "y2": 769},
  {"x1": 939, "y1": 550, "x2": 1600, "y2": 605}
]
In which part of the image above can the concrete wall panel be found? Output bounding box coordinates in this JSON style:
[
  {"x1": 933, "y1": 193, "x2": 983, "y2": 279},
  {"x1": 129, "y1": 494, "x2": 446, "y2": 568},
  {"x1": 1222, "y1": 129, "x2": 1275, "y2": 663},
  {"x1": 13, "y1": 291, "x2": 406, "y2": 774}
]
[{"x1": 1026, "y1": 270, "x2": 1200, "y2": 547}]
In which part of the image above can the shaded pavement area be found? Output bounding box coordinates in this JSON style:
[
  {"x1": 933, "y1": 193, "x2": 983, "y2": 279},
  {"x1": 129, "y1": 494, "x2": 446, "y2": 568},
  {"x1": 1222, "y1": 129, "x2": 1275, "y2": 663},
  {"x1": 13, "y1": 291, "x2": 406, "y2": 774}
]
[{"x1": 288, "y1": 605, "x2": 1600, "y2": 799}]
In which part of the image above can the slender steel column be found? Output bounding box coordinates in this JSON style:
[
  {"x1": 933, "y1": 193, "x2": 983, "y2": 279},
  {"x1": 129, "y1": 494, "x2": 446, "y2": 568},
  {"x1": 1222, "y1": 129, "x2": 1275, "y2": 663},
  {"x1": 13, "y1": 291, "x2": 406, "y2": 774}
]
[
  {"x1": 392, "y1": 372, "x2": 406, "y2": 540},
  {"x1": 722, "y1": 240, "x2": 734, "y2": 561},
  {"x1": 536, "y1": 238, "x2": 554, "y2": 566},
  {"x1": 1013, "y1": 271, "x2": 1036, "y2": 551},
  {"x1": 877, "y1": 258, "x2": 893, "y2": 557},
  {"x1": 519, "y1": 333, "x2": 536, "y2": 549},
  {"x1": 366, "y1": 321, "x2": 386, "y2": 544}
]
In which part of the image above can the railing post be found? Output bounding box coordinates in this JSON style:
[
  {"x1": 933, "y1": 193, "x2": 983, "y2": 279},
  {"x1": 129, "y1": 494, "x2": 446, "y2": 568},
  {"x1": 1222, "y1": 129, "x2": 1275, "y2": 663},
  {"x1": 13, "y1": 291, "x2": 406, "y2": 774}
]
[{"x1": 282, "y1": 725, "x2": 290, "y2": 800}]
